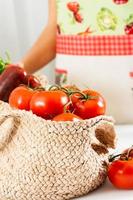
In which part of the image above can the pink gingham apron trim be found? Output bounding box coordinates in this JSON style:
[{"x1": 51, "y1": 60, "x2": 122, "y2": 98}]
[{"x1": 56, "y1": 35, "x2": 133, "y2": 56}]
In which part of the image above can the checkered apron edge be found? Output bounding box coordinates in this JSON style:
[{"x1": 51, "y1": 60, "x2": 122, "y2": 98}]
[{"x1": 56, "y1": 35, "x2": 133, "y2": 56}]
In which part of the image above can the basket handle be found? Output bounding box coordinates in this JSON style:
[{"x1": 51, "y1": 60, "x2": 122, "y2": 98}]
[
  {"x1": 95, "y1": 123, "x2": 116, "y2": 149},
  {"x1": 0, "y1": 114, "x2": 20, "y2": 151},
  {"x1": 91, "y1": 123, "x2": 116, "y2": 155}
]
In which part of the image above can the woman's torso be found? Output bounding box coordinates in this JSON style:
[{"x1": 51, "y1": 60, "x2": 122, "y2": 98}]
[{"x1": 56, "y1": 0, "x2": 133, "y2": 123}]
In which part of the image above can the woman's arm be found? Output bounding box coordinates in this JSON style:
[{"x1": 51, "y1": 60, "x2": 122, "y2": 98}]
[{"x1": 21, "y1": 0, "x2": 56, "y2": 74}]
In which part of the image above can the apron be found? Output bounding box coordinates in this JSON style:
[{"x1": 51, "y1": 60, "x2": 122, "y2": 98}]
[{"x1": 56, "y1": 0, "x2": 133, "y2": 124}]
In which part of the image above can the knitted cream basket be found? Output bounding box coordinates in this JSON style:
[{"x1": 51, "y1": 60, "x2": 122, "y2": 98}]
[{"x1": 0, "y1": 101, "x2": 116, "y2": 200}]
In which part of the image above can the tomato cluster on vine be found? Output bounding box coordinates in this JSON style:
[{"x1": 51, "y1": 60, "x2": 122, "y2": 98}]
[{"x1": 9, "y1": 84, "x2": 106, "y2": 122}]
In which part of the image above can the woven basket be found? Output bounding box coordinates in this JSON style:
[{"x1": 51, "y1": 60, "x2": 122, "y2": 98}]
[{"x1": 0, "y1": 101, "x2": 116, "y2": 200}]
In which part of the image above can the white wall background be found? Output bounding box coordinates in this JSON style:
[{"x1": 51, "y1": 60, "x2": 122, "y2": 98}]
[{"x1": 0, "y1": 0, "x2": 54, "y2": 82}]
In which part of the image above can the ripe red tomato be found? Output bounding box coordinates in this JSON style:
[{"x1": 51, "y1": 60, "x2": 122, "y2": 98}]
[
  {"x1": 53, "y1": 113, "x2": 82, "y2": 122},
  {"x1": 108, "y1": 159, "x2": 133, "y2": 189},
  {"x1": 108, "y1": 147, "x2": 133, "y2": 189},
  {"x1": 9, "y1": 86, "x2": 34, "y2": 111},
  {"x1": 72, "y1": 90, "x2": 106, "y2": 119},
  {"x1": 30, "y1": 90, "x2": 69, "y2": 119}
]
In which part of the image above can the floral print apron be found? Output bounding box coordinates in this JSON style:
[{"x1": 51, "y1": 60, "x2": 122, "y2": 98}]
[{"x1": 56, "y1": 0, "x2": 133, "y2": 123}]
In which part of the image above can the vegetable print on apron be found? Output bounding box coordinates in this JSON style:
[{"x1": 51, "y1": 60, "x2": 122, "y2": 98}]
[{"x1": 56, "y1": 0, "x2": 133, "y2": 124}]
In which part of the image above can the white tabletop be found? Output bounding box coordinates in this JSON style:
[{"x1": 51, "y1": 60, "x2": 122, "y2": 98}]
[{"x1": 76, "y1": 125, "x2": 133, "y2": 200}]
